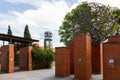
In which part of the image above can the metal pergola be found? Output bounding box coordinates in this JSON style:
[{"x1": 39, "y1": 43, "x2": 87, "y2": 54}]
[{"x1": 0, "y1": 33, "x2": 39, "y2": 45}]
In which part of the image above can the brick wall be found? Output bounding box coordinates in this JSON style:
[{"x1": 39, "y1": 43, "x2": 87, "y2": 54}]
[
  {"x1": 0, "y1": 49, "x2": 1, "y2": 64},
  {"x1": 19, "y1": 46, "x2": 32, "y2": 70},
  {"x1": 103, "y1": 36, "x2": 120, "y2": 80},
  {"x1": 55, "y1": 47, "x2": 70, "y2": 77},
  {"x1": 32, "y1": 43, "x2": 40, "y2": 48},
  {"x1": 8, "y1": 45, "x2": 14, "y2": 73},
  {"x1": 67, "y1": 41, "x2": 74, "y2": 74},
  {"x1": 92, "y1": 43, "x2": 103, "y2": 74},
  {"x1": 74, "y1": 34, "x2": 91, "y2": 80},
  {"x1": 0, "y1": 44, "x2": 14, "y2": 73},
  {"x1": 103, "y1": 43, "x2": 120, "y2": 80},
  {"x1": 108, "y1": 36, "x2": 120, "y2": 43},
  {"x1": 0, "y1": 46, "x2": 8, "y2": 73}
]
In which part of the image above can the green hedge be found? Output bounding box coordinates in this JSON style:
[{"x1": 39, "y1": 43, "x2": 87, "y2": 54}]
[{"x1": 32, "y1": 48, "x2": 55, "y2": 69}]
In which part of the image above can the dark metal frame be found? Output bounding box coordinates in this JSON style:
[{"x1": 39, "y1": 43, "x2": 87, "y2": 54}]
[{"x1": 0, "y1": 33, "x2": 39, "y2": 44}]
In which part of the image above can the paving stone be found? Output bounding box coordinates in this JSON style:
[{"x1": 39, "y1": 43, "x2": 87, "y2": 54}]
[{"x1": 0, "y1": 62, "x2": 103, "y2": 80}]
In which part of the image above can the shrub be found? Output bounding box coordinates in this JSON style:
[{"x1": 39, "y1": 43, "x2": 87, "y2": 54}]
[
  {"x1": 32, "y1": 48, "x2": 55, "y2": 69},
  {"x1": 44, "y1": 49, "x2": 55, "y2": 68}
]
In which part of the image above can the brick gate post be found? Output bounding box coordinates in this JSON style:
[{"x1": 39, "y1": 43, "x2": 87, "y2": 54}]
[
  {"x1": 103, "y1": 36, "x2": 120, "y2": 80},
  {"x1": 19, "y1": 46, "x2": 32, "y2": 70},
  {"x1": 0, "y1": 44, "x2": 14, "y2": 73},
  {"x1": 92, "y1": 43, "x2": 103, "y2": 74},
  {"x1": 67, "y1": 41, "x2": 74, "y2": 74},
  {"x1": 74, "y1": 34, "x2": 91, "y2": 80},
  {"x1": 55, "y1": 47, "x2": 70, "y2": 77}
]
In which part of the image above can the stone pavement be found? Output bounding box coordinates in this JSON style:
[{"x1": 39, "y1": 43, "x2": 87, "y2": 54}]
[
  {"x1": 0, "y1": 62, "x2": 103, "y2": 80},
  {"x1": 0, "y1": 67, "x2": 102, "y2": 80}
]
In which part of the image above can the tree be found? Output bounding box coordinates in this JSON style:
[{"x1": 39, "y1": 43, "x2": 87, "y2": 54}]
[
  {"x1": 7, "y1": 25, "x2": 12, "y2": 36},
  {"x1": 113, "y1": 8, "x2": 120, "y2": 25},
  {"x1": 59, "y1": 2, "x2": 118, "y2": 45},
  {"x1": 24, "y1": 24, "x2": 32, "y2": 39},
  {"x1": 23, "y1": 24, "x2": 32, "y2": 46},
  {"x1": 112, "y1": 8, "x2": 120, "y2": 35}
]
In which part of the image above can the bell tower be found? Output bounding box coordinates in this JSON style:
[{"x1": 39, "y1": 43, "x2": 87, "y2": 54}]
[{"x1": 44, "y1": 31, "x2": 53, "y2": 49}]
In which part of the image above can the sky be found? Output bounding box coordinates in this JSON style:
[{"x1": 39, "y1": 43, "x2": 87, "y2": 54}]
[{"x1": 0, "y1": 0, "x2": 120, "y2": 47}]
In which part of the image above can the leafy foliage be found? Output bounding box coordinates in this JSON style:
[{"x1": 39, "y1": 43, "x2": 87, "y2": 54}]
[
  {"x1": 59, "y1": 12, "x2": 74, "y2": 44},
  {"x1": 23, "y1": 24, "x2": 32, "y2": 46},
  {"x1": 32, "y1": 48, "x2": 55, "y2": 69},
  {"x1": 14, "y1": 44, "x2": 19, "y2": 66},
  {"x1": 59, "y1": 2, "x2": 118, "y2": 45},
  {"x1": 113, "y1": 8, "x2": 120, "y2": 35},
  {"x1": 7, "y1": 25, "x2": 14, "y2": 44},
  {"x1": 24, "y1": 24, "x2": 32, "y2": 39},
  {"x1": 113, "y1": 8, "x2": 120, "y2": 24}
]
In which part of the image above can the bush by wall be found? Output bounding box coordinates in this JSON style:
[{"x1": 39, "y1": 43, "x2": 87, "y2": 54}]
[{"x1": 32, "y1": 48, "x2": 55, "y2": 69}]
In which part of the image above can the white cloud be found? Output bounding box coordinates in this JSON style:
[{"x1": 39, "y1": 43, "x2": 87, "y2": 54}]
[
  {"x1": 0, "y1": 0, "x2": 71, "y2": 47},
  {"x1": 1, "y1": 0, "x2": 120, "y2": 48},
  {"x1": 5, "y1": 0, "x2": 42, "y2": 7},
  {"x1": 5, "y1": 0, "x2": 61, "y2": 8}
]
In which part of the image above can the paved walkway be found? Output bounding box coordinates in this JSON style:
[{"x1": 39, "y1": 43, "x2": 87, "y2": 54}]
[
  {"x1": 0, "y1": 62, "x2": 103, "y2": 80},
  {"x1": 0, "y1": 67, "x2": 103, "y2": 80}
]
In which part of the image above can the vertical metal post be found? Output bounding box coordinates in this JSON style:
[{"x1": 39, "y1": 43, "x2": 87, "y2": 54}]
[
  {"x1": 10, "y1": 39, "x2": 12, "y2": 44},
  {"x1": 3, "y1": 40, "x2": 4, "y2": 46}
]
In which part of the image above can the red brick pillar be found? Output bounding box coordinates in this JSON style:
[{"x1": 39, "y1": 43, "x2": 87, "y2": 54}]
[
  {"x1": 55, "y1": 47, "x2": 70, "y2": 77},
  {"x1": 92, "y1": 43, "x2": 103, "y2": 74},
  {"x1": 67, "y1": 41, "x2": 74, "y2": 74},
  {"x1": 103, "y1": 36, "x2": 120, "y2": 80},
  {"x1": 19, "y1": 46, "x2": 32, "y2": 70},
  {"x1": 0, "y1": 44, "x2": 14, "y2": 73},
  {"x1": 74, "y1": 35, "x2": 91, "y2": 80},
  {"x1": 108, "y1": 35, "x2": 120, "y2": 43},
  {"x1": 103, "y1": 43, "x2": 120, "y2": 80}
]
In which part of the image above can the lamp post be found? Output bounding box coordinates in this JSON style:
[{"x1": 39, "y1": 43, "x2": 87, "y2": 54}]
[{"x1": 44, "y1": 31, "x2": 53, "y2": 49}]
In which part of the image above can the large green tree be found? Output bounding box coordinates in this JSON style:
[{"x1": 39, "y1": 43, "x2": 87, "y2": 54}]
[
  {"x1": 7, "y1": 25, "x2": 12, "y2": 36},
  {"x1": 59, "y1": 2, "x2": 118, "y2": 45},
  {"x1": 24, "y1": 24, "x2": 32, "y2": 39}
]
